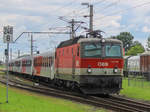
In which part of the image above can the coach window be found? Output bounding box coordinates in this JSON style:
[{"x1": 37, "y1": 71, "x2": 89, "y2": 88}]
[
  {"x1": 47, "y1": 57, "x2": 48, "y2": 67},
  {"x1": 41, "y1": 58, "x2": 42, "y2": 66},
  {"x1": 46, "y1": 57, "x2": 48, "y2": 67},
  {"x1": 46, "y1": 57, "x2": 47, "y2": 67},
  {"x1": 39, "y1": 59, "x2": 41, "y2": 66},
  {"x1": 27, "y1": 60, "x2": 28, "y2": 66},
  {"x1": 48, "y1": 57, "x2": 49, "y2": 67},
  {"x1": 35, "y1": 58, "x2": 39, "y2": 66},
  {"x1": 72, "y1": 48, "x2": 73, "y2": 56},
  {"x1": 34, "y1": 59, "x2": 36, "y2": 66},
  {"x1": 43, "y1": 57, "x2": 45, "y2": 67},
  {"x1": 47, "y1": 57, "x2": 49, "y2": 67},
  {"x1": 45, "y1": 57, "x2": 47, "y2": 67},
  {"x1": 30, "y1": 60, "x2": 31, "y2": 66},
  {"x1": 44, "y1": 58, "x2": 45, "y2": 67},
  {"x1": 55, "y1": 52, "x2": 57, "y2": 59},
  {"x1": 39, "y1": 58, "x2": 40, "y2": 66},
  {"x1": 49, "y1": 57, "x2": 51, "y2": 66},
  {"x1": 45, "y1": 57, "x2": 46, "y2": 67},
  {"x1": 41, "y1": 58, "x2": 44, "y2": 66},
  {"x1": 49, "y1": 57, "x2": 51, "y2": 67},
  {"x1": 36, "y1": 58, "x2": 37, "y2": 66},
  {"x1": 37, "y1": 58, "x2": 39, "y2": 66},
  {"x1": 38, "y1": 58, "x2": 39, "y2": 66},
  {"x1": 44, "y1": 58, "x2": 46, "y2": 67}
]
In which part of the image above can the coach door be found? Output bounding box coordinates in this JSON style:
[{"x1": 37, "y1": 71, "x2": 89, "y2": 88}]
[
  {"x1": 50, "y1": 57, "x2": 55, "y2": 79},
  {"x1": 56, "y1": 57, "x2": 59, "y2": 75},
  {"x1": 72, "y1": 55, "x2": 75, "y2": 77}
]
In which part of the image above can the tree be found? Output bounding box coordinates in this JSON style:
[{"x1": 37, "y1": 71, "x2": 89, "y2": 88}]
[
  {"x1": 132, "y1": 40, "x2": 142, "y2": 46},
  {"x1": 126, "y1": 42, "x2": 145, "y2": 55},
  {"x1": 0, "y1": 61, "x2": 3, "y2": 65},
  {"x1": 146, "y1": 36, "x2": 150, "y2": 51},
  {"x1": 111, "y1": 32, "x2": 134, "y2": 52}
]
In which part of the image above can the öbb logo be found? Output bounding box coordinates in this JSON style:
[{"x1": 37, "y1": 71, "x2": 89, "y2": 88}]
[{"x1": 97, "y1": 62, "x2": 109, "y2": 67}]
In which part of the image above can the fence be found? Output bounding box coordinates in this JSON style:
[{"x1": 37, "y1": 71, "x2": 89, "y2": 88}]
[{"x1": 124, "y1": 76, "x2": 150, "y2": 88}]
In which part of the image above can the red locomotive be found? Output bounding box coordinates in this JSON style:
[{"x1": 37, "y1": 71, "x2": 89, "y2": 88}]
[{"x1": 9, "y1": 35, "x2": 124, "y2": 94}]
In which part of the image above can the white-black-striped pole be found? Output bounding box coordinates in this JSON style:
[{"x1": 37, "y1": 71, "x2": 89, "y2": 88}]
[{"x1": 6, "y1": 42, "x2": 9, "y2": 103}]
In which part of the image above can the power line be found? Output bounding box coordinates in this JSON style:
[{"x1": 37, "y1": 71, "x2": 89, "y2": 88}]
[
  {"x1": 51, "y1": 0, "x2": 77, "y2": 14},
  {"x1": 94, "y1": 0, "x2": 108, "y2": 6},
  {"x1": 29, "y1": 0, "x2": 78, "y2": 31},
  {"x1": 96, "y1": 0, "x2": 120, "y2": 13},
  {"x1": 95, "y1": 1, "x2": 150, "y2": 20}
]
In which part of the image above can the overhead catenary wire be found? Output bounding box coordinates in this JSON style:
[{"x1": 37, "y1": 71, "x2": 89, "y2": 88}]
[
  {"x1": 93, "y1": 0, "x2": 108, "y2": 6},
  {"x1": 95, "y1": 0, "x2": 120, "y2": 13},
  {"x1": 29, "y1": 0, "x2": 78, "y2": 32},
  {"x1": 95, "y1": 1, "x2": 150, "y2": 20}
]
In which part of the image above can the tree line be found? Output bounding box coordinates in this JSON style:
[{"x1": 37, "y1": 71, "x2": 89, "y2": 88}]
[{"x1": 110, "y1": 32, "x2": 145, "y2": 56}]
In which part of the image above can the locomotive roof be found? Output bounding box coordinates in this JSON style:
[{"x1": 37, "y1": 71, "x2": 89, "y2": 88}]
[{"x1": 57, "y1": 37, "x2": 122, "y2": 48}]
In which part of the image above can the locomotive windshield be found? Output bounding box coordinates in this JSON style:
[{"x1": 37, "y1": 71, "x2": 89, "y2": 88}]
[
  {"x1": 82, "y1": 43, "x2": 101, "y2": 58},
  {"x1": 81, "y1": 42, "x2": 122, "y2": 58},
  {"x1": 105, "y1": 44, "x2": 121, "y2": 57}
]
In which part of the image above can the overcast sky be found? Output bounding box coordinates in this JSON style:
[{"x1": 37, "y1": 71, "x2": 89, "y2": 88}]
[{"x1": 0, "y1": 0, "x2": 150, "y2": 60}]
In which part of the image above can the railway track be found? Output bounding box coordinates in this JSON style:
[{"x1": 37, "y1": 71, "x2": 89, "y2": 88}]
[
  {"x1": 0, "y1": 76, "x2": 149, "y2": 112},
  {"x1": 0, "y1": 71, "x2": 150, "y2": 112}
]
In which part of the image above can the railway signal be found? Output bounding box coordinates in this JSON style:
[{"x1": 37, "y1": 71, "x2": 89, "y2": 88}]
[
  {"x1": 3, "y1": 25, "x2": 13, "y2": 103},
  {"x1": 3, "y1": 26, "x2": 13, "y2": 43}
]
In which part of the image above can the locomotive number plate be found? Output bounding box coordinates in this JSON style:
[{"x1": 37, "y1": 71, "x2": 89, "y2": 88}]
[{"x1": 97, "y1": 62, "x2": 109, "y2": 67}]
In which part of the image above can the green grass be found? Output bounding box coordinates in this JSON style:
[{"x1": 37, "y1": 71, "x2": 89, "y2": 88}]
[
  {"x1": 0, "y1": 71, "x2": 5, "y2": 75},
  {"x1": 0, "y1": 65, "x2": 5, "y2": 69},
  {"x1": 0, "y1": 84, "x2": 106, "y2": 112},
  {"x1": 0, "y1": 65, "x2": 5, "y2": 75},
  {"x1": 120, "y1": 78, "x2": 150, "y2": 101}
]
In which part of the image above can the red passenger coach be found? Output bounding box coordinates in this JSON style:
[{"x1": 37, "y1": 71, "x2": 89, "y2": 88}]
[{"x1": 55, "y1": 37, "x2": 124, "y2": 94}]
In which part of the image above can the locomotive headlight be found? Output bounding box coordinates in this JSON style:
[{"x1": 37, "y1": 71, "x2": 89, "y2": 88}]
[
  {"x1": 113, "y1": 68, "x2": 118, "y2": 73},
  {"x1": 101, "y1": 38, "x2": 105, "y2": 43},
  {"x1": 87, "y1": 65, "x2": 92, "y2": 73},
  {"x1": 87, "y1": 68, "x2": 92, "y2": 73}
]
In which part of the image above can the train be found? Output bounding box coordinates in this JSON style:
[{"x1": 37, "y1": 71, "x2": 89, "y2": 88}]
[
  {"x1": 123, "y1": 52, "x2": 150, "y2": 80},
  {"x1": 8, "y1": 35, "x2": 124, "y2": 95}
]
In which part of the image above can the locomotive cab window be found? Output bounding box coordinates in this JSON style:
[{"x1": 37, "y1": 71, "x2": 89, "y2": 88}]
[{"x1": 81, "y1": 42, "x2": 101, "y2": 58}]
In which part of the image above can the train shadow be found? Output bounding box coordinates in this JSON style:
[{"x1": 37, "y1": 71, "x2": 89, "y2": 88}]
[{"x1": 93, "y1": 94, "x2": 110, "y2": 98}]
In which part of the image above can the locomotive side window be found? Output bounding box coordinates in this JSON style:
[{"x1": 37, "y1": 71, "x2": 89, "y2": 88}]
[
  {"x1": 77, "y1": 46, "x2": 80, "y2": 56},
  {"x1": 72, "y1": 48, "x2": 73, "y2": 56},
  {"x1": 63, "y1": 49, "x2": 64, "y2": 56},
  {"x1": 59, "y1": 51, "x2": 61, "y2": 56}
]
